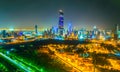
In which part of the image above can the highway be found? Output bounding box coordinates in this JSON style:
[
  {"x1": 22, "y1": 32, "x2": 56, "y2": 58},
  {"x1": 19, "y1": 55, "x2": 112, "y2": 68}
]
[
  {"x1": 0, "y1": 52, "x2": 41, "y2": 72},
  {"x1": 47, "y1": 42, "x2": 120, "y2": 72},
  {"x1": 48, "y1": 46, "x2": 83, "y2": 72},
  {"x1": 0, "y1": 52, "x2": 30, "y2": 72}
]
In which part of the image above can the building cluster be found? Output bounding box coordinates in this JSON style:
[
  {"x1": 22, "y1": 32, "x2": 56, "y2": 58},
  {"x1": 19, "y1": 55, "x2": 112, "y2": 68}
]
[
  {"x1": 42, "y1": 10, "x2": 120, "y2": 41},
  {"x1": 0, "y1": 10, "x2": 120, "y2": 43},
  {"x1": 0, "y1": 29, "x2": 39, "y2": 43}
]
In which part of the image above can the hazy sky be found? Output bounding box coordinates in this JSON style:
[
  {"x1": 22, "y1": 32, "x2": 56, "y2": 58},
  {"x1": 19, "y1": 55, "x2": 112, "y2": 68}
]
[{"x1": 0, "y1": 0, "x2": 120, "y2": 30}]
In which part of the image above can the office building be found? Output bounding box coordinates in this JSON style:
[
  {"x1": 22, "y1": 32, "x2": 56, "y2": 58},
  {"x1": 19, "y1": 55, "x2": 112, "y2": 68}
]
[
  {"x1": 58, "y1": 9, "x2": 64, "y2": 36},
  {"x1": 35, "y1": 25, "x2": 38, "y2": 34}
]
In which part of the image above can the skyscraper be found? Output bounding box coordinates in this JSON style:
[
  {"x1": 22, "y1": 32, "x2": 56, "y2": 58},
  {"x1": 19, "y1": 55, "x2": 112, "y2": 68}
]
[
  {"x1": 68, "y1": 23, "x2": 72, "y2": 35},
  {"x1": 116, "y1": 24, "x2": 119, "y2": 33},
  {"x1": 2, "y1": 30, "x2": 7, "y2": 38},
  {"x1": 116, "y1": 24, "x2": 120, "y2": 39},
  {"x1": 114, "y1": 24, "x2": 119, "y2": 40},
  {"x1": 58, "y1": 9, "x2": 64, "y2": 36},
  {"x1": 35, "y1": 25, "x2": 38, "y2": 34}
]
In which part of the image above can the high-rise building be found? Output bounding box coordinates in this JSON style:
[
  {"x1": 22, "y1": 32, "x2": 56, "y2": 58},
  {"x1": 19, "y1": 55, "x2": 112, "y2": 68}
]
[
  {"x1": 114, "y1": 24, "x2": 119, "y2": 40},
  {"x1": 2, "y1": 30, "x2": 7, "y2": 38},
  {"x1": 58, "y1": 9, "x2": 64, "y2": 35},
  {"x1": 116, "y1": 24, "x2": 119, "y2": 33},
  {"x1": 35, "y1": 25, "x2": 38, "y2": 34},
  {"x1": 68, "y1": 23, "x2": 72, "y2": 35},
  {"x1": 52, "y1": 26, "x2": 58, "y2": 35},
  {"x1": 116, "y1": 24, "x2": 120, "y2": 39}
]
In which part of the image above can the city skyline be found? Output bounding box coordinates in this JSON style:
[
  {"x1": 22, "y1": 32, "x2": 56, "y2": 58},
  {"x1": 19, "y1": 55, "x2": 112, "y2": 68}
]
[
  {"x1": 0, "y1": 1, "x2": 120, "y2": 72},
  {"x1": 0, "y1": 0, "x2": 120, "y2": 30}
]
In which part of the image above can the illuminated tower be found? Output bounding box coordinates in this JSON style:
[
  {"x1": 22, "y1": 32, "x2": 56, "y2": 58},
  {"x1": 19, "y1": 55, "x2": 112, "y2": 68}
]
[
  {"x1": 68, "y1": 23, "x2": 72, "y2": 35},
  {"x1": 35, "y1": 25, "x2": 38, "y2": 34},
  {"x1": 58, "y1": 9, "x2": 64, "y2": 35}
]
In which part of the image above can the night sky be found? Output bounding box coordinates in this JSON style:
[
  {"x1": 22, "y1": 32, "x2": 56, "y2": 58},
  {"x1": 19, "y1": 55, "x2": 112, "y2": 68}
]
[{"x1": 0, "y1": 0, "x2": 120, "y2": 30}]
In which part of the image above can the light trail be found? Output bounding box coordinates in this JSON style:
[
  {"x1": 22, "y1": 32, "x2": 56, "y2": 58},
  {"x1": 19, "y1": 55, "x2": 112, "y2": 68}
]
[
  {"x1": 48, "y1": 46, "x2": 82, "y2": 72},
  {"x1": 0, "y1": 52, "x2": 32, "y2": 72},
  {"x1": 13, "y1": 56, "x2": 42, "y2": 72}
]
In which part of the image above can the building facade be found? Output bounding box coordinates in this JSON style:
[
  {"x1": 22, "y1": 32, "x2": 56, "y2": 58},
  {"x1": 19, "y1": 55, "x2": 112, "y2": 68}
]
[{"x1": 58, "y1": 10, "x2": 64, "y2": 36}]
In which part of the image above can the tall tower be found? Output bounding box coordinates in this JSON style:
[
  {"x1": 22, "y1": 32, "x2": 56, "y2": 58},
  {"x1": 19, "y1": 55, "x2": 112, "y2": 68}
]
[
  {"x1": 116, "y1": 24, "x2": 119, "y2": 34},
  {"x1": 114, "y1": 24, "x2": 119, "y2": 40},
  {"x1": 35, "y1": 25, "x2": 38, "y2": 34},
  {"x1": 68, "y1": 23, "x2": 72, "y2": 34},
  {"x1": 58, "y1": 9, "x2": 64, "y2": 35}
]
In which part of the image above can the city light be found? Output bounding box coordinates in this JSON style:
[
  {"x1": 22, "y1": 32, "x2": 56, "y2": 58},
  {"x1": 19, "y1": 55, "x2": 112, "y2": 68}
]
[
  {"x1": 0, "y1": 1, "x2": 120, "y2": 72},
  {"x1": 9, "y1": 28, "x2": 14, "y2": 31}
]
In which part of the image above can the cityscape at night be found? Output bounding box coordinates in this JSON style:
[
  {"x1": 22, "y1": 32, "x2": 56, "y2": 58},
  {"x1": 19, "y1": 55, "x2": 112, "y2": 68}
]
[{"x1": 0, "y1": 0, "x2": 120, "y2": 72}]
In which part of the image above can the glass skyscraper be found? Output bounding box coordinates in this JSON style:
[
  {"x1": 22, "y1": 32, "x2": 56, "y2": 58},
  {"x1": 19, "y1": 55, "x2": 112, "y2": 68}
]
[{"x1": 58, "y1": 10, "x2": 64, "y2": 36}]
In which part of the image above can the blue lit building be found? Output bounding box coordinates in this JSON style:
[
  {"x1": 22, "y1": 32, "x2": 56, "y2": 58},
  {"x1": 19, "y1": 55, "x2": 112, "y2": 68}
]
[
  {"x1": 92, "y1": 26, "x2": 99, "y2": 39},
  {"x1": 58, "y1": 10, "x2": 64, "y2": 36},
  {"x1": 78, "y1": 28, "x2": 86, "y2": 40},
  {"x1": 18, "y1": 31, "x2": 23, "y2": 36},
  {"x1": 67, "y1": 23, "x2": 73, "y2": 35},
  {"x1": 52, "y1": 26, "x2": 58, "y2": 35}
]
